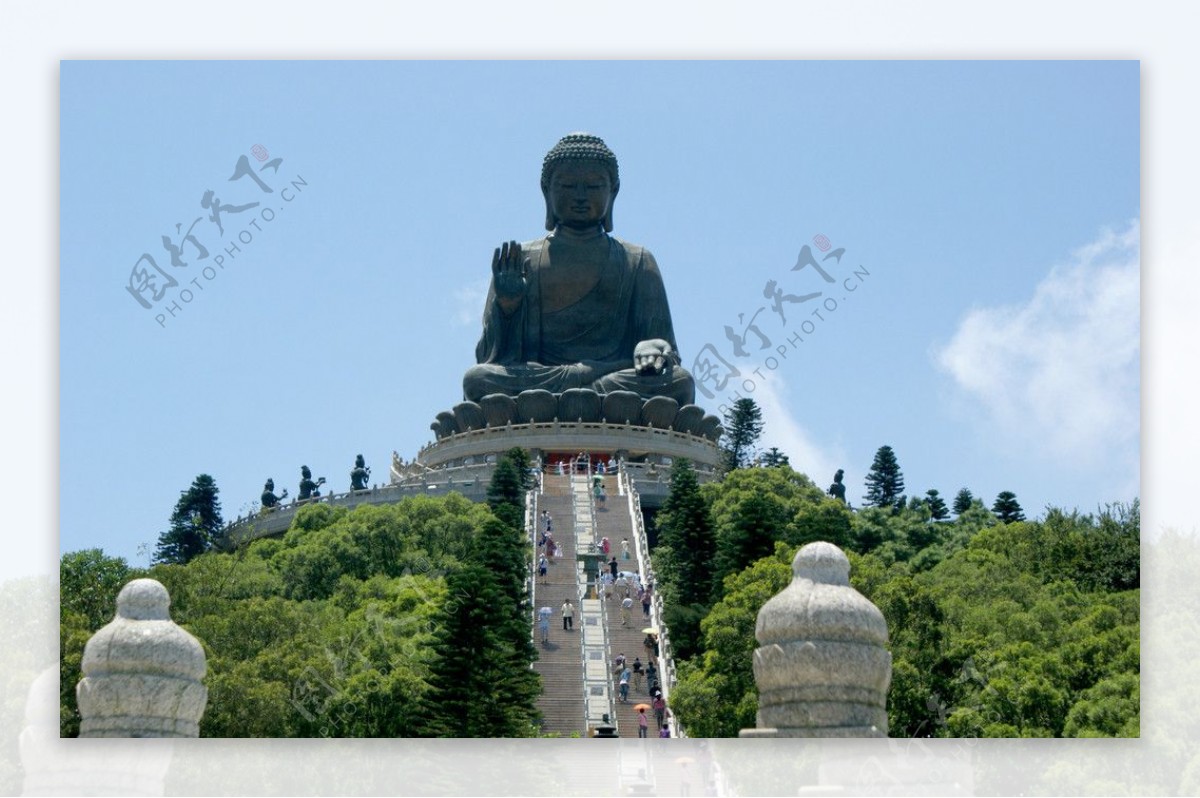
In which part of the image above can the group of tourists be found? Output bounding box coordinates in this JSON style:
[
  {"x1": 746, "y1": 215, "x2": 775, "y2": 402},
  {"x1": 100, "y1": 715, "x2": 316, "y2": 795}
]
[
  {"x1": 612, "y1": 650, "x2": 670, "y2": 736},
  {"x1": 545, "y1": 453, "x2": 617, "y2": 477},
  {"x1": 597, "y1": 565, "x2": 654, "y2": 621}
]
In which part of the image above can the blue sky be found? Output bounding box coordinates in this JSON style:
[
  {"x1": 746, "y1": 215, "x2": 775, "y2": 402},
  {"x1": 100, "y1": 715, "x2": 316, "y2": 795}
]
[{"x1": 60, "y1": 60, "x2": 1139, "y2": 564}]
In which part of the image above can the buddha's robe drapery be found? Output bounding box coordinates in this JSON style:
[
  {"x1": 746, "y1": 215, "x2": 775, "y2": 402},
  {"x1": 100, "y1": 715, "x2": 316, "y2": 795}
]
[{"x1": 463, "y1": 231, "x2": 695, "y2": 405}]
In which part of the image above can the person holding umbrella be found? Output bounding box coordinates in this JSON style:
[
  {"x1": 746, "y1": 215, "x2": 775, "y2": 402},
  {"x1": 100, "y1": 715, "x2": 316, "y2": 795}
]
[
  {"x1": 636, "y1": 706, "x2": 650, "y2": 738},
  {"x1": 537, "y1": 605, "x2": 552, "y2": 643}
]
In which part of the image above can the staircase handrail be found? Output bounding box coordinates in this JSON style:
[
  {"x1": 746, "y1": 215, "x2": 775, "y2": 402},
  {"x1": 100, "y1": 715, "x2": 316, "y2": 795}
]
[{"x1": 618, "y1": 464, "x2": 683, "y2": 739}]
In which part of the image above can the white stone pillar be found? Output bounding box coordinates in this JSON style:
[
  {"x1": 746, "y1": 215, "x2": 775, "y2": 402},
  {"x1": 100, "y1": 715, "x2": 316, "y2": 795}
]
[
  {"x1": 740, "y1": 541, "x2": 891, "y2": 738},
  {"x1": 76, "y1": 579, "x2": 208, "y2": 738}
]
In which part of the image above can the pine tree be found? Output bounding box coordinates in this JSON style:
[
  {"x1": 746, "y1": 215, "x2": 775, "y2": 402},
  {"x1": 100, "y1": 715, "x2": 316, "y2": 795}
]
[
  {"x1": 992, "y1": 491, "x2": 1026, "y2": 523},
  {"x1": 656, "y1": 459, "x2": 716, "y2": 604},
  {"x1": 759, "y1": 447, "x2": 790, "y2": 468},
  {"x1": 863, "y1": 446, "x2": 905, "y2": 508},
  {"x1": 153, "y1": 474, "x2": 223, "y2": 565},
  {"x1": 487, "y1": 448, "x2": 530, "y2": 529},
  {"x1": 952, "y1": 487, "x2": 974, "y2": 516},
  {"x1": 654, "y1": 459, "x2": 717, "y2": 659},
  {"x1": 925, "y1": 489, "x2": 950, "y2": 521},
  {"x1": 423, "y1": 563, "x2": 541, "y2": 736},
  {"x1": 487, "y1": 449, "x2": 528, "y2": 508},
  {"x1": 422, "y1": 450, "x2": 541, "y2": 737},
  {"x1": 720, "y1": 398, "x2": 764, "y2": 471},
  {"x1": 481, "y1": 448, "x2": 535, "y2": 610}
]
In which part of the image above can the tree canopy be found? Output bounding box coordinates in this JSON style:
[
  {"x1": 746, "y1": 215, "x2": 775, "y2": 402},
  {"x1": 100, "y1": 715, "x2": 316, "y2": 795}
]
[
  {"x1": 60, "y1": 489, "x2": 542, "y2": 738},
  {"x1": 667, "y1": 480, "x2": 1139, "y2": 740}
]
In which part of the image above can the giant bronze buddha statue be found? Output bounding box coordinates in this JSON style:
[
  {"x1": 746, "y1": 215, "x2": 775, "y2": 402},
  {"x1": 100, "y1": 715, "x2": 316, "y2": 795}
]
[{"x1": 462, "y1": 133, "x2": 696, "y2": 406}]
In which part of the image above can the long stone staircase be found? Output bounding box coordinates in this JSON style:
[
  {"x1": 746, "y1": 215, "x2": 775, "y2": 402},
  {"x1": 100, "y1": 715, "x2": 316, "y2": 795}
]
[
  {"x1": 532, "y1": 467, "x2": 679, "y2": 742},
  {"x1": 531, "y1": 477, "x2": 588, "y2": 736}
]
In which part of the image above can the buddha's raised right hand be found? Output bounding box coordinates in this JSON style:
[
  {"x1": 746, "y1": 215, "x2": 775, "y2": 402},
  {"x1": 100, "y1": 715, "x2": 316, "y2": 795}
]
[{"x1": 492, "y1": 240, "x2": 525, "y2": 314}]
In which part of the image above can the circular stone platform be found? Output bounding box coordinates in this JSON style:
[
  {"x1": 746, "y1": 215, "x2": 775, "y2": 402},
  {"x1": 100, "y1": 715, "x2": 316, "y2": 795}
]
[
  {"x1": 414, "y1": 419, "x2": 722, "y2": 471},
  {"x1": 414, "y1": 389, "x2": 723, "y2": 471}
]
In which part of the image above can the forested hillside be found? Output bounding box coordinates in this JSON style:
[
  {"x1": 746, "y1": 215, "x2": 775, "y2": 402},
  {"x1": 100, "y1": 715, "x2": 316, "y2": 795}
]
[
  {"x1": 659, "y1": 462, "x2": 1139, "y2": 738},
  {"x1": 60, "y1": 452, "x2": 541, "y2": 738}
]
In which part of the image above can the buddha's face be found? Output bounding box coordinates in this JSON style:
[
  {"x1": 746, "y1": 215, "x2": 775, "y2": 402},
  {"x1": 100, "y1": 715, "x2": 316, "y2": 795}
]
[{"x1": 547, "y1": 162, "x2": 613, "y2": 229}]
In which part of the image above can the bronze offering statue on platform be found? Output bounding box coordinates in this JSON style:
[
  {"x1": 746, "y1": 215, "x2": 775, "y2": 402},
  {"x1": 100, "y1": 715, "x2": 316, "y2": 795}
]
[
  {"x1": 298, "y1": 465, "x2": 326, "y2": 501},
  {"x1": 463, "y1": 133, "x2": 695, "y2": 406},
  {"x1": 350, "y1": 454, "x2": 371, "y2": 491},
  {"x1": 261, "y1": 478, "x2": 287, "y2": 509}
]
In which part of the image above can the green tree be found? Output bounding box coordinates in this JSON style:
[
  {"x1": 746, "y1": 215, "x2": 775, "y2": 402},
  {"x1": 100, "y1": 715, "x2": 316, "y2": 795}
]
[
  {"x1": 712, "y1": 492, "x2": 791, "y2": 595},
  {"x1": 790, "y1": 498, "x2": 853, "y2": 550},
  {"x1": 720, "y1": 398, "x2": 764, "y2": 471},
  {"x1": 424, "y1": 563, "x2": 541, "y2": 736},
  {"x1": 1063, "y1": 672, "x2": 1139, "y2": 737},
  {"x1": 654, "y1": 459, "x2": 717, "y2": 659},
  {"x1": 154, "y1": 474, "x2": 224, "y2": 565},
  {"x1": 863, "y1": 446, "x2": 904, "y2": 509},
  {"x1": 993, "y1": 491, "x2": 1026, "y2": 523},
  {"x1": 759, "y1": 447, "x2": 790, "y2": 468},
  {"x1": 925, "y1": 489, "x2": 950, "y2": 521},
  {"x1": 487, "y1": 449, "x2": 530, "y2": 529},
  {"x1": 952, "y1": 487, "x2": 974, "y2": 515},
  {"x1": 706, "y1": 466, "x2": 825, "y2": 592}
]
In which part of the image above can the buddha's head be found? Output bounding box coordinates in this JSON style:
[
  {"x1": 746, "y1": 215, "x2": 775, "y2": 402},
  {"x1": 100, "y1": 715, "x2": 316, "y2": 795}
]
[
  {"x1": 355, "y1": 454, "x2": 366, "y2": 468},
  {"x1": 541, "y1": 133, "x2": 620, "y2": 232},
  {"x1": 264, "y1": 478, "x2": 274, "y2": 492},
  {"x1": 301, "y1": 465, "x2": 311, "y2": 479}
]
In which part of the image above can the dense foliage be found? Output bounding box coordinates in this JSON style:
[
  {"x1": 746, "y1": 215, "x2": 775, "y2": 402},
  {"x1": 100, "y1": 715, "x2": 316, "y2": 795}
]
[
  {"x1": 661, "y1": 462, "x2": 1139, "y2": 739},
  {"x1": 60, "y1": 453, "x2": 541, "y2": 738}
]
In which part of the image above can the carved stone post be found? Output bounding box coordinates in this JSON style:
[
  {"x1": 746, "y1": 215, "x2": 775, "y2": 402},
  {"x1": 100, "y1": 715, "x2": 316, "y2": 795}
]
[
  {"x1": 740, "y1": 541, "x2": 891, "y2": 737},
  {"x1": 76, "y1": 578, "x2": 208, "y2": 737}
]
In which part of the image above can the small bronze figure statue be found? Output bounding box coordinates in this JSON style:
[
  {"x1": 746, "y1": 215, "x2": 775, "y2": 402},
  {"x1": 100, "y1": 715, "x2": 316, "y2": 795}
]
[
  {"x1": 350, "y1": 454, "x2": 371, "y2": 491},
  {"x1": 261, "y1": 478, "x2": 288, "y2": 509},
  {"x1": 828, "y1": 469, "x2": 847, "y2": 503},
  {"x1": 298, "y1": 465, "x2": 326, "y2": 502}
]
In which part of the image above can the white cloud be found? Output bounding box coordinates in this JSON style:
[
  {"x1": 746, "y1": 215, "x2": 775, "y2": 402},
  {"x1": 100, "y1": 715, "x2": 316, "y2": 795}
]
[
  {"x1": 746, "y1": 368, "x2": 845, "y2": 490},
  {"x1": 452, "y1": 278, "x2": 490, "y2": 327},
  {"x1": 934, "y1": 220, "x2": 1140, "y2": 463}
]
